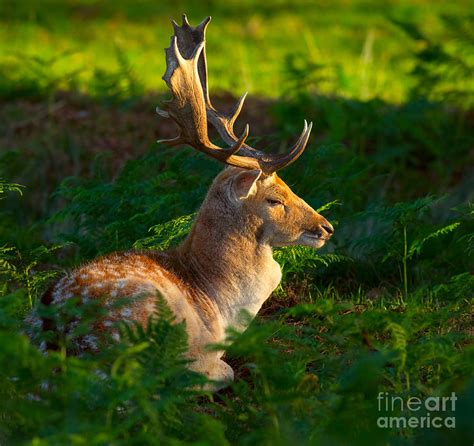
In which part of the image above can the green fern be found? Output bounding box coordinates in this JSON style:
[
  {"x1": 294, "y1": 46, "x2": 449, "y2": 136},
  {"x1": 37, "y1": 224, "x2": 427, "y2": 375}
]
[
  {"x1": 386, "y1": 322, "x2": 408, "y2": 378},
  {"x1": 408, "y1": 222, "x2": 461, "y2": 259},
  {"x1": 274, "y1": 246, "x2": 349, "y2": 285},
  {"x1": 0, "y1": 179, "x2": 23, "y2": 198},
  {"x1": 0, "y1": 245, "x2": 62, "y2": 307},
  {"x1": 133, "y1": 214, "x2": 195, "y2": 251}
]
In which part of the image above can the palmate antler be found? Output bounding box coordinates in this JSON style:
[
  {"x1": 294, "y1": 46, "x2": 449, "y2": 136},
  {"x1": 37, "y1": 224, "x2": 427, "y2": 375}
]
[{"x1": 157, "y1": 15, "x2": 313, "y2": 174}]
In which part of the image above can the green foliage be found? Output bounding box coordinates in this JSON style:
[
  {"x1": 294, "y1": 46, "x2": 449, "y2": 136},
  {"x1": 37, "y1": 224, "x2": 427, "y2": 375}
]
[
  {"x1": 0, "y1": 50, "x2": 82, "y2": 101},
  {"x1": 0, "y1": 179, "x2": 23, "y2": 198},
  {"x1": 133, "y1": 214, "x2": 195, "y2": 251},
  {"x1": 274, "y1": 246, "x2": 349, "y2": 286},
  {"x1": 1, "y1": 141, "x2": 470, "y2": 443},
  {"x1": 348, "y1": 196, "x2": 469, "y2": 298},
  {"x1": 0, "y1": 181, "x2": 59, "y2": 308},
  {"x1": 0, "y1": 296, "x2": 219, "y2": 445},
  {"x1": 0, "y1": 1, "x2": 473, "y2": 444},
  {"x1": 0, "y1": 244, "x2": 61, "y2": 308},
  {"x1": 210, "y1": 299, "x2": 473, "y2": 445},
  {"x1": 0, "y1": 0, "x2": 471, "y2": 102},
  {"x1": 393, "y1": 15, "x2": 474, "y2": 109},
  {"x1": 88, "y1": 45, "x2": 145, "y2": 105},
  {"x1": 49, "y1": 148, "x2": 216, "y2": 257},
  {"x1": 407, "y1": 221, "x2": 460, "y2": 259}
]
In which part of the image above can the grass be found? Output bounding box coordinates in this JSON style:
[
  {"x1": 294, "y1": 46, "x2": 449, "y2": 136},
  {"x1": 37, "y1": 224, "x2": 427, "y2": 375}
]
[
  {"x1": 0, "y1": 0, "x2": 471, "y2": 102},
  {"x1": 0, "y1": 0, "x2": 473, "y2": 445}
]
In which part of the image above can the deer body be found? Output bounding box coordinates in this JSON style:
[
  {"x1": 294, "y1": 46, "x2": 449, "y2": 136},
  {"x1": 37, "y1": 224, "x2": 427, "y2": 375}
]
[{"x1": 35, "y1": 16, "x2": 334, "y2": 389}]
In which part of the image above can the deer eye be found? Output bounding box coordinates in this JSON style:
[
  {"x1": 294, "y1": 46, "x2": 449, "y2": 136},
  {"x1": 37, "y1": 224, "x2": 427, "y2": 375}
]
[{"x1": 266, "y1": 198, "x2": 283, "y2": 206}]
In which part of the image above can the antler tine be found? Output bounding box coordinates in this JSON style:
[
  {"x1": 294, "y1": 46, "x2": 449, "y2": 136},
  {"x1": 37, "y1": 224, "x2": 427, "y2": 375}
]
[
  {"x1": 208, "y1": 99, "x2": 313, "y2": 172},
  {"x1": 194, "y1": 16, "x2": 313, "y2": 173},
  {"x1": 265, "y1": 120, "x2": 313, "y2": 171},
  {"x1": 159, "y1": 16, "x2": 263, "y2": 170},
  {"x1": 158, "y1": 15, "x2": 313, "y2": 173}
]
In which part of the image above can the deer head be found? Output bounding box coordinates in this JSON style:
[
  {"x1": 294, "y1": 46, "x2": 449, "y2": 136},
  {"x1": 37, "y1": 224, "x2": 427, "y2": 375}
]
[
  {"x1": 228, "y1": 168, "x2": 333, "y2": 247},
  {"x1": 158, "y1": 15, "x2": 333, "y2": 250}
]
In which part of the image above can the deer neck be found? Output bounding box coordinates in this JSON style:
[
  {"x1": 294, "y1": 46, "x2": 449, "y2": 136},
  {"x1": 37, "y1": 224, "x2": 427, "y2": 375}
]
[{"x1": 176, "y1": 207, "x2": 282, "y2": 329}]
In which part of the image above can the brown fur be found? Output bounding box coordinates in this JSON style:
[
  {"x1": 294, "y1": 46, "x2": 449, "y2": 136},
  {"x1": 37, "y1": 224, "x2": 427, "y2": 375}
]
[{"x1": 33, "y1": 167, "x2": 333, "y2": 388}]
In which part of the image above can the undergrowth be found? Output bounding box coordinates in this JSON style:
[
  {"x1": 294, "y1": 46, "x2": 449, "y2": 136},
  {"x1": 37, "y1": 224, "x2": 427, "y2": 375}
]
[{"x1": 0, "y1": 2, "x2": 473, "y2": 445}]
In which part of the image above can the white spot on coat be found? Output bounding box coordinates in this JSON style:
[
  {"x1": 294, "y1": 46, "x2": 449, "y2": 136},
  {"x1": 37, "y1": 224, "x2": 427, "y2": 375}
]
[
  {"x1": 84, "y1": 335, "x2": 98, "y2": 350},
  {"x1": 52, "y1": 289, "x2": 63, "y2": 304},
  {"x1": 63, "y1": 291, "x2": 74, "y2": 300}
]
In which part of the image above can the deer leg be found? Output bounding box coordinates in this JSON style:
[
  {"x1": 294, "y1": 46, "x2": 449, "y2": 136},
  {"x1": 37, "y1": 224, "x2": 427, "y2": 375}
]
[{"x1": 189, "y1": 356, "x2": 234, "y2": 391}]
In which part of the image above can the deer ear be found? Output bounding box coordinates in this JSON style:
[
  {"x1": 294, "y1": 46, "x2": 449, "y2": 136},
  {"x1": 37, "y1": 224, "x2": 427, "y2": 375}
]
[{"x1": 232, "y1": 169, "x2": 262, "y2": 200}]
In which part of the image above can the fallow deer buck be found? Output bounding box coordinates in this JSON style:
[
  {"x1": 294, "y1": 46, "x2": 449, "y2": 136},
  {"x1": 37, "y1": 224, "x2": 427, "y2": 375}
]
[{"x1": 34, "y1": 15, "x2": 334, "y2": 388}]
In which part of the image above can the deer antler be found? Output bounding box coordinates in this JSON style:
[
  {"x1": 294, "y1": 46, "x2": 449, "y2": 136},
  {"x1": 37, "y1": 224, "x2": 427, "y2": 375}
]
[{"x1": 157, "y1": 15, "x2": 313, "y2": 173}]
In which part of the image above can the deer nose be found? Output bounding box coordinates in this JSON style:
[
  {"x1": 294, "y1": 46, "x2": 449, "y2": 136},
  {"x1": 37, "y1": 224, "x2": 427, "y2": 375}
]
[
  {"x1": 322, "y1": 222, "x2": 334, "y2": 235},
  {"x1": 317, "y1": 217, "x2": 334, "y2": 238}
]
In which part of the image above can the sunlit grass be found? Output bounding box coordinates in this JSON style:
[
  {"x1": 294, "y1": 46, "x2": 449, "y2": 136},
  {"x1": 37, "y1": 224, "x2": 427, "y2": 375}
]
[{"x1": 0, "y1": 0, "x2": 469, "y2": 102}]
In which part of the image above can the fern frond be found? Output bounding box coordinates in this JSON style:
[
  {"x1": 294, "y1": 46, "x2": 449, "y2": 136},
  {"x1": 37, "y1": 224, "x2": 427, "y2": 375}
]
[
  {"x1": 133, "y1": 214, "x2": 195, "y2": 251},
  {"x1": 316, "y1": 199, "x2": 341, "y2": 213},
  {"x1": 0, "y1": 179, "x2": 24, "y2": 198},
  {"x1": 408, "y1": 222, "x2": 460, "y2": 259}
]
